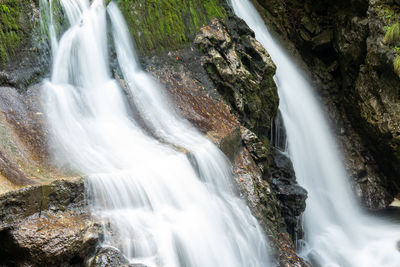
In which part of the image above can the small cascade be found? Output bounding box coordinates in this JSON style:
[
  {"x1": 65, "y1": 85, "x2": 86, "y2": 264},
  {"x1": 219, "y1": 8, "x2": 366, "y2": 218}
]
[
  {"x1": 271, "y1": 111, "x2": 287, "y2": 153},
  {"x1": 40, "y1": 0, "x2": 271, "y2": 266},
  {"x1": 231, "y1": 0, "x2": 400, "y2": 266}
]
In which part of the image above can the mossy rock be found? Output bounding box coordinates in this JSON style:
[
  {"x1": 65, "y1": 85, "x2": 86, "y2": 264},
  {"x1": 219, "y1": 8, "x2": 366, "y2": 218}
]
[
  {"x1": 0, "y1": 0, "x2": 51, "y2": 90},
  {"x1": 117, "y1": 0, "x2": 227, "y2": 54},
  {"x1": 0, "y1": 1, "x2": 38, "y2": 68}
]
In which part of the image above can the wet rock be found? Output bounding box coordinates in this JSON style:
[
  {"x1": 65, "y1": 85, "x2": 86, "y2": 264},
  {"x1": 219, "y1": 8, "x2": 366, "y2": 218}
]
[
  {"x1": 0, "y1": 177, "x2": 100, "y2": 266},
  {"x1": 192, "y1": 17, "x2": 307, "y2": 265},
  {"x1": 240, "y1": 126, "x2": 270, "y2": 163},
  {"x1": 239, "y1": 126, "x2": 275, "y2": 177},
  {"x1": 240, "y1": 124, "x2": 307, "y2": 240},
  {"x1": 143, "y1": 49, "x2": 241, "y2": 158},
  {"x1": 233, "y1": 147, "x2": 307, "y2": 266},
  {"x1": 88, "y1": 246, "x2": 131, "y2": 267},
  {"x1": 195, "y1": 17, "x2": 279, "y2": 141},
  {"x1": 271, "y1": 150, "x2": 307, "y2": 240}
]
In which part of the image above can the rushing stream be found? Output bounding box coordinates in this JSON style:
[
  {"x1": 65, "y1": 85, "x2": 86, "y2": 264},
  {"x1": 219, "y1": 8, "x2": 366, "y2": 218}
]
[
  {"x1": 231, "y1": 0, "x2": 400, "y2": 266},
  {"x1": 41, "y1": 0, "x2": 271, "y2": 266}
]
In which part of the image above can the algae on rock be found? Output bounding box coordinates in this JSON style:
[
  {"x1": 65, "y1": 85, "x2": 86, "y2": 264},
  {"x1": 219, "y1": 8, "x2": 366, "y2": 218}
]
[
  {"x1": 0, "y1": 0, "x2": 51, "y2": 90},
  {"x1": 0, "y1": 1, "x2": 23, "y2": 68},
  {"x1": 117, "y1": 0, "x2": 227, "y2": 54}
]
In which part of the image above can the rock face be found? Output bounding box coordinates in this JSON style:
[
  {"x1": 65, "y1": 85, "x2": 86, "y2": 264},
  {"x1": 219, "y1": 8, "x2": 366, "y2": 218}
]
[
  {"x1": 271, "y1": 150, "x2": 307, "y2": 240},
  {"x1": 195, "y1": 17, "x2": 279, "y2": 145},
  {"x1": 0, "y1": 178, "x2": 101, "y2": 267},
  {"x1": 253, "y1": 0, "x2": 400, "y2": 209},
  {"x1": 193, "y1": 15, "x2": 307, "y2": 251},
  {"x1": 349, "y1": 2, "x2": 400, "y2": 207},
  {"x1": 0, "y1": 86, "x2": 67, "y2": 193},
  {"x1": 0, "y1": 0, "x2": 49, "y2": 91}
]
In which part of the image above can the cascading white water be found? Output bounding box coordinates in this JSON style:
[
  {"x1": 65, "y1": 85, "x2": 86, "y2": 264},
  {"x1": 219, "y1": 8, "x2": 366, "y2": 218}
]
[
  {"x1": 107, "y1": 3, "x2": 236, "y2": 193},
  {"x1": 41, "y1": 0, "x2": 271, "y2": 266},
  {"x1": 231, "y1": 0, "x2": 400, "y2": 266}
]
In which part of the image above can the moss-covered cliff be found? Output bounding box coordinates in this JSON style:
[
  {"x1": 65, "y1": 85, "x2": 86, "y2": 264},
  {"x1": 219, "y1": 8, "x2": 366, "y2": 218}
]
[
  {"x1": 0, "y1": 1, "x2": 25, "y2": 68},
  {"x1": 117, "y1": 0, "x2": 227, "y2": 54},
  {"x1": 0, "y1": 0, "x2": 49, "y2": 90}
]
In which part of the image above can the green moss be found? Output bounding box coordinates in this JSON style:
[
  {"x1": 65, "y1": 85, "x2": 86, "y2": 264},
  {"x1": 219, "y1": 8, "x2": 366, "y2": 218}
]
[
  {"x1": 384, "y1": 22, "x2": 400, "y2": 45},
  {"x1": 0, "y1": 1, "x2": 24, "y2": 68},
  {"x1": 394, "y1": 55, "x2": 400, "y2": 78},
  {"x1": 117, "y1": 0, "x2": 227, "y2": 54},
  {"x1": 0, "y1": 46, "x2": 7, "y2": 66},
  {"x1": 204, "y1": 0, "x2": 225, "y2": 18}
]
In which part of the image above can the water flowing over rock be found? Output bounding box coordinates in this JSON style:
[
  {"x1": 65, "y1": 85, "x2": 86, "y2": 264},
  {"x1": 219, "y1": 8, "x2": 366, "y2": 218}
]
[
  {"x1": 39, "y1": 1, "x2": 274, "y2": 266},
  {"x1": 4, "y1": 0, "x2": 400, "y2": 265},
  {"x1": 251, "y1": 0, "x2": 400, "y2": 210},
  {"x1": 142, "y1": 45, "x2": 306, "y2": 266},
  {"x1": 232, "y1": 0, "x2": 400, "y2": 266},
  {"x1": 194, "y1": 17, "x2": 307, "y2": 265},
  {"x1": 0, "y1": 1, "x2": 308, "y2": 265}
]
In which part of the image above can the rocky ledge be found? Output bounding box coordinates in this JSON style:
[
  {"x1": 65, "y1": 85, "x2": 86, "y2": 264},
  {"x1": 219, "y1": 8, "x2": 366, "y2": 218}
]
[
  {"x1": 0, "y1": 177, "x2": 152, "y2": 267},
  {"x1": 0, "y1": 178, "x2": 96, "y2": 266}
]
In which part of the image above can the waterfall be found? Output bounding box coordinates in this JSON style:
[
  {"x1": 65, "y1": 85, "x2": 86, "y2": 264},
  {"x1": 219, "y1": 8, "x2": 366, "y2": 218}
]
[
  {"x1": 231, "y1": 0, "x2": 400, "y2": 266},
  {"x1": 40, "y1": 0, "x2": 271, "y2": 266}
]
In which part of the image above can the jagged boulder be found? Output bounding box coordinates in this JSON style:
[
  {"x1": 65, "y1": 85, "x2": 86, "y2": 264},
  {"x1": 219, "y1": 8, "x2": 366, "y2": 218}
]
[
  {"x1": 0, "y1": 178, "x2": 102, "y2": 266},
  {"x1": 194, "y1": 16, "x2": 279, "y2": 141}
]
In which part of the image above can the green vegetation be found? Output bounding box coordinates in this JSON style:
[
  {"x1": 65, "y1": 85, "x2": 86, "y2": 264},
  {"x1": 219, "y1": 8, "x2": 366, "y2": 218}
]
[
  {"x1": 394, "y1": 55, "x2": 400, "y2": 78},
  {"x1": 384, "y1": 7, "x2": 394, "y2": 20},
  {"x1": 379, "y1": 4, "x2": 400, "y2": 77},
  {"x1": 117, "y1": 0, "x2": 227, "y2": 54},
  {"x1": 384, "y1": 22, "x2": 400, "y2": 45},
  {"x1": 0, "y1": 1, "x2": 24, "y2": 68}
]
